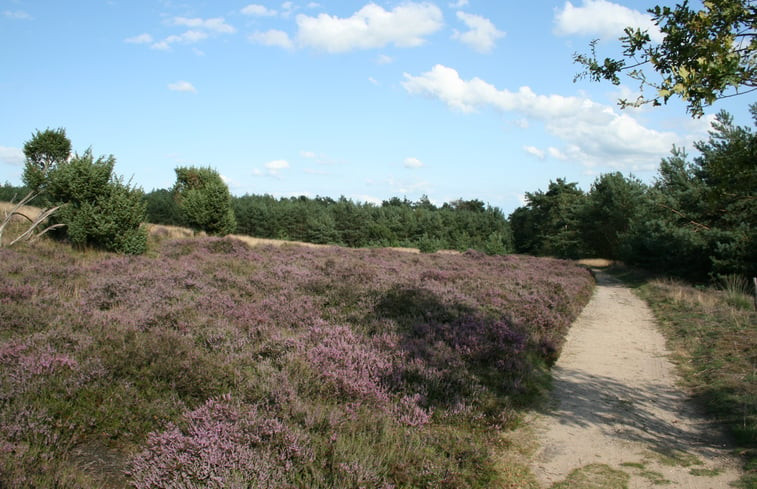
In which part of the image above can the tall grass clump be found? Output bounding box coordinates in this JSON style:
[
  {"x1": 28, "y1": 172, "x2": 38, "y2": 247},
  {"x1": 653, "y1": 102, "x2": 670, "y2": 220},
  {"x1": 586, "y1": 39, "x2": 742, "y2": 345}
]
[{"x1": 0, "y1": 236, "x2": 593, "y2": 488}]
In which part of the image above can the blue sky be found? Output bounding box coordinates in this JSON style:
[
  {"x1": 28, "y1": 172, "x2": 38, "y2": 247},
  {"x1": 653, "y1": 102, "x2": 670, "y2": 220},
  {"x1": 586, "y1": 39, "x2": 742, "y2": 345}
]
[{"x1": 0, "y1": 0, "x2": 750, "y2": 215}]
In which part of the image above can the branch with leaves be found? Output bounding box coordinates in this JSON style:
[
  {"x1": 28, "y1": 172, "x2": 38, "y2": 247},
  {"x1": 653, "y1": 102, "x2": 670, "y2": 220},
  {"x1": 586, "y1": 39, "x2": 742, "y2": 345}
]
[{"x1": 574, "y1": 0, "x2": 757, "y2": 117}]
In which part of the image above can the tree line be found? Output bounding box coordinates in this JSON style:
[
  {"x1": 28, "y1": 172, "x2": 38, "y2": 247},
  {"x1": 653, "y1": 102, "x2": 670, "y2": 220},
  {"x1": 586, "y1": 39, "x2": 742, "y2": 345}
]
[
  {"x1": 510, "y1": 106, "x2": 756, "y2": 282},
  {"x1": 145, "y1": 190, "x2": 513, "y2": 255}
]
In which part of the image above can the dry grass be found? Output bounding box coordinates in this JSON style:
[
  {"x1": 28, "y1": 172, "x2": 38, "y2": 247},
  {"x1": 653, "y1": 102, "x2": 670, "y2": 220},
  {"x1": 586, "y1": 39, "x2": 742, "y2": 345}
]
[{"x1": 0, "y1": 200, "x2": 44, "y2": 222}]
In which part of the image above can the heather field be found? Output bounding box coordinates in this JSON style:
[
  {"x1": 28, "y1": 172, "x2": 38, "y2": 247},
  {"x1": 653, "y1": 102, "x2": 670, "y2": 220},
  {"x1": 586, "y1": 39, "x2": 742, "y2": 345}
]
[{"x1": 0, "y1": 236, "x2": 593, "y2": 488}]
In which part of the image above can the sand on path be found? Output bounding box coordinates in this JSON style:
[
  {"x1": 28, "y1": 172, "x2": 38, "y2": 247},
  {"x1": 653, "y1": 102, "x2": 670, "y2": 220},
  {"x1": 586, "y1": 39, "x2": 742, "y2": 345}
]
[{"x1": 530, "y1": 270, "x2": 742, "y2": 488}]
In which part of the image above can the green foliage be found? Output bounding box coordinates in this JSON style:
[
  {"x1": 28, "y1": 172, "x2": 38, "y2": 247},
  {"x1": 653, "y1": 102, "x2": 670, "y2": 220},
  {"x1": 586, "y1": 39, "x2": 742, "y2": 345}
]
[
  {"x1": 45, "y1": 150, "x2": 147, "y2": 254},
  {"x1": 0, "y1": 182, "x2": 29, "y2": 202},
  {"x1": 22, "y1": 128, "x2": 71, "y2": 191},
  {"x1": 143, "y1": 188, "x2": 182, "y2": 226},
  {"x1": 229, "y1": 193, "x2": 513, "y2": 253},
  {"x1": 172, "y1": 166, "x2": 236, "y2": 236},
  {"x1": 574, "y1": 0, "x2": 757, "y2": 116},
  {"x1": 509, "y1": 178, "x2": 587, "y2": 259},
  {"x1": 621, "y1": 108, "x2": 756, "y2": 280},
  {"x1": 580, "y1": 172, "x2": 647, "y2": 259}
]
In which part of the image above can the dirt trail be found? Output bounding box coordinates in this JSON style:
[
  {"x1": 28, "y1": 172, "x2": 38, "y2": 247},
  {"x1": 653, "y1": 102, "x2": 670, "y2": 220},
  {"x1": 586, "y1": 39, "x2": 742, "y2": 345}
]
[{"x1": 530, "y1": 270, "x2": 742, "y2": 488}]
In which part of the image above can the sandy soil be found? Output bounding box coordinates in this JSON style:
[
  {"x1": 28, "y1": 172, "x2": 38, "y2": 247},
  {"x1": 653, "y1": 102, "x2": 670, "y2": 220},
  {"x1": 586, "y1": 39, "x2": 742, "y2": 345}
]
[{"x1": 530, "y1": 270, "x2": 742, "y2": 488}]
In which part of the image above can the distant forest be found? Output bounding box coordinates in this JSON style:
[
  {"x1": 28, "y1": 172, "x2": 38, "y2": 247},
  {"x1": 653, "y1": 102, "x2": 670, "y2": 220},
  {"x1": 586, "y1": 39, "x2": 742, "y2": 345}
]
[{"x1": 149, "y1": 189, "x2": 513, "y2": 255}]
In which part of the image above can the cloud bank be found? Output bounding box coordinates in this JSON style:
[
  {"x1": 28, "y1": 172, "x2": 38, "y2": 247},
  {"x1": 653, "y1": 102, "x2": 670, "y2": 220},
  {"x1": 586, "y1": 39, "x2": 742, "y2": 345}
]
[{"x1": 403, "y1": 64, "x2": 677, "y2": 170}]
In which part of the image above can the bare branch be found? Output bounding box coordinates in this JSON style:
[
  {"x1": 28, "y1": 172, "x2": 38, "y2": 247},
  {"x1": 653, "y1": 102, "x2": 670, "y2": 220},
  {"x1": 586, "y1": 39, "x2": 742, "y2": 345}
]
[{"x1": 0, "y1": 192, "x2": 64, "y2": 247}]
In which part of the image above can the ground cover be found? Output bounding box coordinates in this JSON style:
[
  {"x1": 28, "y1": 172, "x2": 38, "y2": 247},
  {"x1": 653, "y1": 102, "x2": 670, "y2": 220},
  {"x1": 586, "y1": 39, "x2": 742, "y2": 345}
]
[{"x1": 0, "y1": 236, "x2": 593, "y2": 488}]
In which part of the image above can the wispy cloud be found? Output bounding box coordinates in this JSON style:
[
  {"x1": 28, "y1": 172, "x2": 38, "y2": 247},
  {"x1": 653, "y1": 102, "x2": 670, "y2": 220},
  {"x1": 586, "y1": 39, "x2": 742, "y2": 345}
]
[
  {"x1": 249, "y1": 29, "x2": 294, "y2": 50},
  {"x1": 298, "y1": 150, "x2": 345, "y2": 166},
  {"x1": 167, "y1": 81, "x2": 197, "y2": 93},
  {"x1": 0, "y1": 146, "x2": 24, "y2": 166},
  {"x1": 254, "y1": 159, "x2": 291, "y2": 177},
  {"x1": 172, "y1": 17, "x2": 235, "y2": 34},
  {"x1": 523, "y1": 146, "x2": 545, "y2": 160},
  {"x1": 404, "y1": 157, "x2": 425, "y2": 169},
  {"x1": 241, "y1": 4, "x2": 278, "y2": 17},
  {"x1": 134, "y1": 16, "x2": 236, "y2": 51},
  {"x1": 3, "y1": 10, "x2": 32, "y2": 20},
  {"x1": 124, "y1": 33, "x2": 153, "y2": 44}
]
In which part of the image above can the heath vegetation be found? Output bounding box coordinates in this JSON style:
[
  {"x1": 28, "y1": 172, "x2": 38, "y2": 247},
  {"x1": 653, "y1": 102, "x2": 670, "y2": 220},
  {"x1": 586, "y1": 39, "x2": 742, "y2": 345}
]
[{"x1": 0, "y1": 235, "x2": 593, "y2": 488}]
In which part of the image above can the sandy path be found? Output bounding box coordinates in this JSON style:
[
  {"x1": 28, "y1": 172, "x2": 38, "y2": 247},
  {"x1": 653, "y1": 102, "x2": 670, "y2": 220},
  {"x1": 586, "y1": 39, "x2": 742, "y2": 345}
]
[{"x1": 530, "y1": 270, "x2": 742, "y2": 488}]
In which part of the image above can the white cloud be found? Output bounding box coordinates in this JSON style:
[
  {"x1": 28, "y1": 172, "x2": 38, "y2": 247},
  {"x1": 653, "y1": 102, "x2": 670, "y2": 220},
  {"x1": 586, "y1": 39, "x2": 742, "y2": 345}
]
[
  {"x1": 352, "y1": 194, "x2": 383, "y2": 205},
  {"x1": 376, "y1": 54, "x2": 393, "y2": 64},
  {"x1": 241, "y1": 4, "x2": 278, "y2": 16},
  {"x1": 554, "y1": 0, "x2": 663, "y2": 42},
  {"x1": 266, "y1": 159, "x2": 290, "y2": 170},
  {"x1": 402, "y1": 64, "x2": 679, "y2": 170},
  {"x1": 368, "y1": 77, "x2": 380, "y2": 86},
  {"x1": 300, "y1": 150, "x2": 317, "y2": 158},
  {"x1": 452, "y1": 11, "x2": 504, "y2": 53},
  {"x1": 172, "y1": 17, "x2": 236, "y2": 34},
  {"x1": 152, "y1": 30, "x2": 209, "y2": 50},
  {"x1": 523, "y1": 146, "x2": 545, "y2": 159},
  {"x1": 0, "y1": 146, "x2": 24, "y2": 166},
  {"x1": 295, "y1": 2, "x2": 443, "y2": 53},
  {"x1": 149, "y1": 16, "x2": 235, "y2": 50},
  {"x1": 254, "y1": 159, "x2": 291, "y2": 177},
  {"x1": 249, "y1": 29, "x2": 294, "y2": 50},
  {"x1": 125, "y1": 33, "x2": 153, "y2": 44},
  {"x1": 167, "y1": 81, "x2": 197, "y2": 93},
  {"x1": 281, "y1": 2, "x2": 297, "y2": 17},
  {"x1": 404, "y1": 157, "x2": 424, "y2": 168},
  {"x1": 3, "y1": 10, "x2": 32, "y2": 20},
  {"x1": 448, "y1": 0, "x2": 469, "y2": 7},
  {"x1": 548, "y1": 147, "x2": 569, "y2": 160}
]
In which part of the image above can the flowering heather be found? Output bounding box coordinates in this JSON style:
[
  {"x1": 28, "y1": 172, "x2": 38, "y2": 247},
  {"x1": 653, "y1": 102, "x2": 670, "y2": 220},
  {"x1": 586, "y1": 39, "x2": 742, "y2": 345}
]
[
  {"x1": 0, "y1": 237, "x2": 593, "y2": 488},
  {"x1": 128, "y1": 394, "x2": 308, "y2": 489}
]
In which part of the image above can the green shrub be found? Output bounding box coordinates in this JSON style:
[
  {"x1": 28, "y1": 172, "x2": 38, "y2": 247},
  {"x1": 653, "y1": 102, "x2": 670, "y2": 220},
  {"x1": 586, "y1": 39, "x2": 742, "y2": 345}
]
[
  {"x1": 173, "y1": 166, "x2": 236, "y2": 236},
  {"x1": 45, "y1": 150, "x2": 147, "y2": 254}
]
